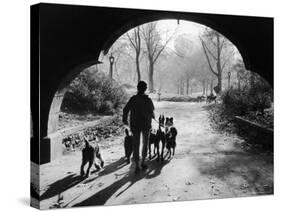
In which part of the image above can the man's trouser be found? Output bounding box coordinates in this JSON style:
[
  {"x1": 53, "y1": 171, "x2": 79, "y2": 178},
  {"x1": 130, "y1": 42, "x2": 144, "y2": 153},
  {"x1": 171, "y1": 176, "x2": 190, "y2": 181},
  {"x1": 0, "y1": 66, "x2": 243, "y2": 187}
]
[{"x1": 131, "y1": 128, "x2": 150, "y2": 165}]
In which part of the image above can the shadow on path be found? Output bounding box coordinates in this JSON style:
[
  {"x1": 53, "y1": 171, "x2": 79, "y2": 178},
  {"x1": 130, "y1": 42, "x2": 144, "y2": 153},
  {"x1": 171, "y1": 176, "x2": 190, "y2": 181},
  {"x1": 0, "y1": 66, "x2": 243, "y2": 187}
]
[
  {"x1": 73, "y1": 157, "x2": 171, "y2": 207},
  {"x1": 40, "y1": 174, "x2": 84, "y2": 201},
  {"x1": 40, "y1": 157, "x2": 128, "y2": 201}
]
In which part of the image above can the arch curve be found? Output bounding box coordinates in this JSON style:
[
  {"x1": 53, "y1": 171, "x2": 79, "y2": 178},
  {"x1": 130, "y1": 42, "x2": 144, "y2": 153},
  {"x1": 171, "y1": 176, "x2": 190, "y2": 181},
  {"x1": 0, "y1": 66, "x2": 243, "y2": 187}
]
[
  {"x1": 101, "y1": 14, "x2": 252, "y2": 72},
  {"x1": 33, "y1": 3, "x2": 272, "y2": 164}
]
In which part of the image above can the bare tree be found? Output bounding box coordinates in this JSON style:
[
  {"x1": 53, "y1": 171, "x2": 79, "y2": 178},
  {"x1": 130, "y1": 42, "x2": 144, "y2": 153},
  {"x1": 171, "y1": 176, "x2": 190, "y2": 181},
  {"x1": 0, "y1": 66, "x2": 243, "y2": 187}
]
[
  {"x1": 126, "y1": 27, "x2": 142, "y2": 82},
  {"x1": 173, "y1": 34, "x2": 196, "y2": 96},
  {"x1": 141, "y1": 22, "x2": 175, "y2": 92},
  {"x1": 200, "y1": 28, "x2": 234, "y2": 94}
]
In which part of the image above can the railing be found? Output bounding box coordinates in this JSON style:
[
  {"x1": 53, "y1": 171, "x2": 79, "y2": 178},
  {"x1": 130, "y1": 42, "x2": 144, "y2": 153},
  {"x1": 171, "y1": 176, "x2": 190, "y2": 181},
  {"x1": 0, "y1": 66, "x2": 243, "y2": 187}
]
[{"x1": 234, "y1": 116, "x2": 273, "y2": 148}]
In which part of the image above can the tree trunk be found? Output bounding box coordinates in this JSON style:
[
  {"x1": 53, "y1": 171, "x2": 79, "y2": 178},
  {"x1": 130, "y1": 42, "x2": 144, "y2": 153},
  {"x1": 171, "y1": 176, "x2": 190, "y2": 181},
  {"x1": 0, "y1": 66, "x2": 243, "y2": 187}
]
[
  {"x1": 186, "y1": 78, "x2": 190, "y2": 96},
  {"x1": 217, "y1": 73, "x2": 222, "y2": 93},
  {"x1": 216, "y1": 34, "x2": 222, "y2": 93},
  {"x1": 202, "y1": 80, "x2": 206, "y2": 95},
  {"x1": 178, "y1": 79, "x2": 183, "y2": 95},
  {"x1": 136, "y1": 55, "x2": 141, "y2": 82},
  {"x1": 148, "y1": 62, "x2": 154, "y2": 92},
  {"x1": 177, "y1": 79, "x2": 181, "y2": 94},
  {"x1": 181, "y1": 79, "x2": 184, "y2": 95},
  {"x1": 210, "y1": 79, "x2": 214, "y2": 95}
]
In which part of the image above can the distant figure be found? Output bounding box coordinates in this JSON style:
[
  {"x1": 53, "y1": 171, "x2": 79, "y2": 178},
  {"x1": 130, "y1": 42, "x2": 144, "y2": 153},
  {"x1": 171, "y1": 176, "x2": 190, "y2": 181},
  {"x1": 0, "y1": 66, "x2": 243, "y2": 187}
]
[
  {"x1": 206, "y1": 93, "x2": 217, "y2": 104},
  {"x1": 124, "y1": 128, "x2": 133, "y2": 164},
  {"x1": 123, "y1": 81, "x2": 155, "y2": 174},
  {"x1": 157, "y1": 91, "x2": 161, "y2": 102}
]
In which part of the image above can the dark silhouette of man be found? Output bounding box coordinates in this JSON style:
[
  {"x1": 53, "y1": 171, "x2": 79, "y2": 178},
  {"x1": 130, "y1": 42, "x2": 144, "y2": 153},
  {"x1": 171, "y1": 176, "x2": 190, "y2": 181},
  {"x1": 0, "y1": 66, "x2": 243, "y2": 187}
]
[{"x1": 123, "y1": 81, "x2": 155, "y2": 174}]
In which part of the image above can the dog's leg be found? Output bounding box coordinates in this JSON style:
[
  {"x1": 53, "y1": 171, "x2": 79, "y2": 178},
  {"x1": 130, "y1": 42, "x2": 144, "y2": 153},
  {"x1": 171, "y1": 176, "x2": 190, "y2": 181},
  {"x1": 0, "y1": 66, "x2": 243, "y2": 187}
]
[
  {"x1": 148, "y1": 143, "x2": 152, "y2": 160},
  {"x1": 166, "y1": 148, "x2": 170, "y2": 159},
  {"x1": 86, "y1": 160, "x2": 93, "y2": 177},
  {"x1": 96, "y1": 152, "x2": 104, "y2": 168},
  {"x1": 160, "y1": 141, "x2": 165, "y2": 163},
  {"x1": 80, "y1": 159, "x2": 86, "y2": 176},
  {"x1": 164, "y1": 145, "x2": 168, "y2": 157},
  {"x1": 168, "y1": 149, "x2": 171, "y2": 159},
  {"x1": 156, "y1": 143, "x2": 160, "y2": 161},
  {"x1": 93, "y1": 155, "x2": 101, "y2": 171}
]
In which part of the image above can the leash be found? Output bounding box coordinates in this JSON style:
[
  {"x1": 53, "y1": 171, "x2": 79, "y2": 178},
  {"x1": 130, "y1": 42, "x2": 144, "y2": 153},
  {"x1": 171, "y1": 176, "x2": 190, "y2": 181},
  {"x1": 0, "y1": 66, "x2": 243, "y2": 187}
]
[{"x1": 153, "y1": 118, "x2": 159, "y2": 124}]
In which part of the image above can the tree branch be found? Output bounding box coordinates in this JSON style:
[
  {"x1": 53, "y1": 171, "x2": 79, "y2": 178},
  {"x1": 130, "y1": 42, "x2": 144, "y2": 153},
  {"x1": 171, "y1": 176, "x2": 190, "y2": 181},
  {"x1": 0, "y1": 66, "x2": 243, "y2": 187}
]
[
  {"x1": 202, "y1": 41, "x2": 217, "y2": 60},
  {"x1": 200, "y1": 37, "x2": 218, "y2": 77},
  {"x1": 153, "y1": 31, "x2": 175, "y2": 63},
  {"x1": 220, "y1": 37, "x2": 226, "y2": 50},
  {"x1": 221, "y1": 49, "x2": 234, "y2": 71},
  {"x1": 126, "y1": 33, "x2": 137, "y2": 50}
]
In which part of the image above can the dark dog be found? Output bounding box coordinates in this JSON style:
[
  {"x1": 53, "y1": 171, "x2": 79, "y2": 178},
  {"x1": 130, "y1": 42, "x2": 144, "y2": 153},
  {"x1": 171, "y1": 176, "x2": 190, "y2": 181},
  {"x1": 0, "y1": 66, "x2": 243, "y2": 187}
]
[
  {"x1": 206, "y1": 94, "x2": 217, "y2": 103},
  {"x1": 149, "y1": 115, "x2": 166, "y2": 162},
  {"x1": 148, "y1": 129, "x2": 159, "y2": 159},
  {"x1": 80, "y1": 137, "x2": 104, "y2": 177},
  {"x1": 196, "y1": 95, "x2": 206, "y2": 102},
  {"x1": 124, "y1": 128, "x2": 133, "y2": 164},
  {"x1": 165, "y1": 117, "x2": 178, "y2": 158}
]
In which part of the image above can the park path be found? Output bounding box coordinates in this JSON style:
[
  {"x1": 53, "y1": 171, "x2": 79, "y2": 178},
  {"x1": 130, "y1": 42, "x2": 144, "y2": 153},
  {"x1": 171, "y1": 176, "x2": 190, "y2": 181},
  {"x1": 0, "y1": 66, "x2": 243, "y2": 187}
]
[{"x1": 39, "y1": 101, "x2": 273, "y2": 209}]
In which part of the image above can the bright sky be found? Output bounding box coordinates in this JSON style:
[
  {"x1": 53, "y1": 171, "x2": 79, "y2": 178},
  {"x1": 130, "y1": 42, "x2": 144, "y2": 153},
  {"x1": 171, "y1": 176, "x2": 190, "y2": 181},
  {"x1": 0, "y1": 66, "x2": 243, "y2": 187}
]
[
  {"x1": 110, "y1": 19, "x2": 241, "y2": 61},
  {"x1": 156, "y1": 19, "x2": 241, "y2": 59},
  {"x1": 156, "y1": 19, "x2": 205, "y2": 50}
]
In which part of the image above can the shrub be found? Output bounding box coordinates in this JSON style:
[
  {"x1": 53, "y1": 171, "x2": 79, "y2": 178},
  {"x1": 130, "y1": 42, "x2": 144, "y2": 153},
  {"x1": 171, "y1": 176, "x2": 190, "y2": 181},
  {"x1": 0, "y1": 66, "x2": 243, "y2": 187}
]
[
  {"x1": 61, "y1": 68, "x2": 128, "y2": 115},
  {"x1": 221, "y1": 88, "x2": 249, "y2": 116},
  {"x1": 221, "y1": 77, "x2": 272, "y2": 116}
]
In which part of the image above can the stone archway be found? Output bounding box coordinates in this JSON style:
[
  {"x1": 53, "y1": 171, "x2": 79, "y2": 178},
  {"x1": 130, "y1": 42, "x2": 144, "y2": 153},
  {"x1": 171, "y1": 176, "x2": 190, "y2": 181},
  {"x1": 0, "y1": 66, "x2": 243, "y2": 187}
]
[{"x1": 31, "y1": 3, "x2": 273, "y2": 164}]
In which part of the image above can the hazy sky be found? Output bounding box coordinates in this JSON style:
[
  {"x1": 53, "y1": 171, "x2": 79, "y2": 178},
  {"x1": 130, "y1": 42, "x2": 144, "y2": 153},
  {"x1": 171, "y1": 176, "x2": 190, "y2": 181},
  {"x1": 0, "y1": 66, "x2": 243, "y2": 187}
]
[
  {"x1": 156, "y1": 19, "x2": 205, "y2": 50},
  {"x1": 156, "y1": 19, "x2": 241, "y2": 60}
]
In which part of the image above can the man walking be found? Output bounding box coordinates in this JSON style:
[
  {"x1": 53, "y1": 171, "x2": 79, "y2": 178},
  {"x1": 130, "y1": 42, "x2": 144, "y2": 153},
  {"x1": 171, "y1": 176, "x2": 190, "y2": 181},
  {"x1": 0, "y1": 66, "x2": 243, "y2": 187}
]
[{"x1": 123, "y1": 81, "x2": 155, "y2": 174}]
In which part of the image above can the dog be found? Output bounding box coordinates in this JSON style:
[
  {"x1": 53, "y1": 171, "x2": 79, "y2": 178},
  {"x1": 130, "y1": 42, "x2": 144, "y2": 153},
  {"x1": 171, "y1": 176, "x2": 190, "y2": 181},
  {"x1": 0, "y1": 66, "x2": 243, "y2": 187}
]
[
  {"x1": 148, "y1": 129, "x2": 159, "y2": 159},
  {"x1": 206, "y1": 94, "x2": 217, "y2": 104},
  {"x1": 124, "y1": 128, "x2": 133, "y2": 164},
  {"x1": 165, "y1": 117, "x2": 178, "y2": 158},
  {"x1": 149, "y1": 115, "x2": 166, "y2": 162},
  {"x1": 80, "y1": 137, "x2": 104, "y2": 177},
  {"x1": 196, "y1": 95, "x2": 206, "y2": 102}
]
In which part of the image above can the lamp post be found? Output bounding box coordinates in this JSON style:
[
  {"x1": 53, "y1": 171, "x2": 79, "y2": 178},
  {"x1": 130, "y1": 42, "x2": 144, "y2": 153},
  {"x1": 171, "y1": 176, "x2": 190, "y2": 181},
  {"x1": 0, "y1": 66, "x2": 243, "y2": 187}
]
[
  {"x1": 228, "y1": 71, "x2": 231, "y2": 89},
  {"x1": 109, "y1": 54, "x2": 114, "y2": 79}
]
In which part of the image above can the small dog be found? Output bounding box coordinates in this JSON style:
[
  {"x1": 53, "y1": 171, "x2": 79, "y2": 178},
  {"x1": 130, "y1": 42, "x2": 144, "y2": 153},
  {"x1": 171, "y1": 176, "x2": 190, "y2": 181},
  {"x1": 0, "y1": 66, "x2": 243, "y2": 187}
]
[
  {"x1": 206, "y1": 95, "x2": 217, "y2": 104},
  {"x1": 148, "y1": 129, "x2": 157, "y2": 159},
  {"x1": 196, "y1": 95, "x2": 206, "y2": 102},
  {"x1": 165, "y1": 117, "x2": 178, "y2": 158},
  {"x1": 80, "y1": 137, "x2": 104, "y2": 177},
  {"x1": 124, "y1": 128, "x2": 133, "y2": 164}
]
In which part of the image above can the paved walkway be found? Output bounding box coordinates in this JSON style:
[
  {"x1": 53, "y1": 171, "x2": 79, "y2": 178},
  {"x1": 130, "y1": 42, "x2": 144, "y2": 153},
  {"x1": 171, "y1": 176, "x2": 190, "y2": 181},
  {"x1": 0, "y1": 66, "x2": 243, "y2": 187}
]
[{"x1": 40, "y1": 102, "x2": 273, "y2": 209}]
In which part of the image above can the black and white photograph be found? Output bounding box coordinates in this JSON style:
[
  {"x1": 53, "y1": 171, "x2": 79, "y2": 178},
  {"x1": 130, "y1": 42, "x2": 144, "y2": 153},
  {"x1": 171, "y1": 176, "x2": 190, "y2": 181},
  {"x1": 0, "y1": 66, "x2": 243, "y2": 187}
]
[{"x1": 28, "y1": 1, "x2": 274, "y2": 210}]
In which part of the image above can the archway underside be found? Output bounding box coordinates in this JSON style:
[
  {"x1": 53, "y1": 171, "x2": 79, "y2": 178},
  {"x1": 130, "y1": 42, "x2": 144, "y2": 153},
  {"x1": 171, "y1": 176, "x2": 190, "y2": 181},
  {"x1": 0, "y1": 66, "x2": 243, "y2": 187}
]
[{"x1": 32, "y1": 3, "x2": 273, "y2": 164}]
